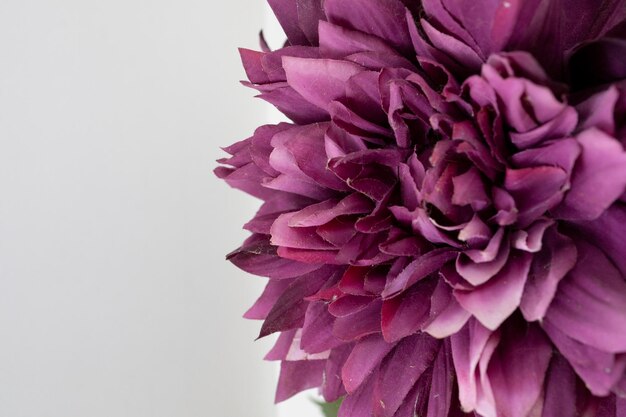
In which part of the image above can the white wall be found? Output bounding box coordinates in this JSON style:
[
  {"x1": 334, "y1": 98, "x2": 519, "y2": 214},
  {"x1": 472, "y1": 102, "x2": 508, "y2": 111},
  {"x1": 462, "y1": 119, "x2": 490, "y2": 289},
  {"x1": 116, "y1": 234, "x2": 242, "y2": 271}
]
[{"x1": 0, "y1": 1, "x2": 317, "y2": 416}]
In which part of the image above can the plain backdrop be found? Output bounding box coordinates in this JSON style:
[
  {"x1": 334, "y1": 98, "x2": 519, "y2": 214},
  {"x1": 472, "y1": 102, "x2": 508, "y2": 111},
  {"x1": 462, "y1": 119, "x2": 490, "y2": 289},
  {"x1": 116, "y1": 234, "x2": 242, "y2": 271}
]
[{"x1": 0, "y1": 1, "x2": 322, "y2": 416}]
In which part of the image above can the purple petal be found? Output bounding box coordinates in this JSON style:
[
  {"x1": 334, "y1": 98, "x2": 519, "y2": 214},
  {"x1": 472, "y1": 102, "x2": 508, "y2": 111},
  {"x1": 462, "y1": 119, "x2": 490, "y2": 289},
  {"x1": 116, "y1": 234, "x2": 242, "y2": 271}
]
[
  {"x1": 420, "y1": 18, "x2": 484, "y2": 70},
  {"x1": 329, "y1": 294, "x2": 374, "y2": 317},
  {"x1": 487, "y1": 321, "x2": 552, "y2": 417},
  {"x1": 511, "y1": 138, "x2": 581, "y2": 174},
  {"x1": 288, "y1": 193, "x2": 372, "y2": 227},
  {"x1": 381, "y1": 279, "x2": 436, "y2": 342},
  {"x1": 268, "y1": 0, "x2": 309, "y2": 46},
  {"x1": 332, "y1": 298, "x2": 382, "y2": 341},
  {"x1": 295, "y1": 0, "x2": 326, "y2": 45},
  {"x1": 541, "y1": 355, "x2": 579, "y2": 417},
  {"x1": 543, "y1": 320, "x2": 626, "y2": 396},
  {"x1": 245, "y1": 279, "x2": 293, "y2": 320},
  {"x1": 383, "y1": 249, "x2": 457, "y2": 298},
  {"x1": 319, "y1": 20, "x2": 403, "y2": 60},
  {"x1": 426, "y1": 340, "x2": 454, "y2": 417},
  {"x1": 452, "y1": 167, "x2": 490, "y2": 211},
  {"x1": 257, "y1": 84, "x2": 330, "y2": 124},
  {"x1": 554, "y1": 128, "x2": 626, "y2": 221},
  {"x1": 338, "y1": 370, "x2": 376, "y2": 417},
  {"x1": 451, "y1": 319, "x2": 499, "y2": 413},
  {"x1": 323, "y1": 0, "x2": 413, "y2": 56},
  {"x1": 423, "y1": 282, "x2": 471, "y2": 339},
  {"x1": 520, "y1": 228, "x2": 577, "y2": 322},
  {"x1": 341, "y1": 335, "x2": 394, "y2": 394},
  {"x1": 569, "y1": 204, "x2": 626, "y2": 276},
  {"x1": 511, "y1": 218, "x2": 554, "y2": 253},
  {"x1": 546, "y1": 240, "x2": 626, "y2": 353},
  {"x1": 271, "y1": 212, "x2": 335, "y2": 250},
  {"x1": 577, "y1": 86, "x2": 620, "y2": 134},
  {"x1": 456, "y1": 228, "x2": 510, "y2": 286},
  {"x1": 259, "y1": 267, "x2": 335, "y2": 338},
  {"x1": 276, "y1": 359, "x2": 326, "y2": 402},
  {"x1": 322, "y1": 344, "x2": 352, "y2": 401},
  {"x1": 455, "y1": 251, "x2": 533, "y2": 330},
  {"x1": 504, "y1": 166, "x2": 568, "y2": 227},
  {"x1": 283, "y1": 57, "x2": 364, "y2": 112},
  {"x1": 301, "y1": 301, "x2": 344, "y2": 353},
  {"x1": 373, "y1": 334, "x2": 440, "y2": 417},
  {"x1": 227, "y1": 235, "x2": 322, "y2": 279}
]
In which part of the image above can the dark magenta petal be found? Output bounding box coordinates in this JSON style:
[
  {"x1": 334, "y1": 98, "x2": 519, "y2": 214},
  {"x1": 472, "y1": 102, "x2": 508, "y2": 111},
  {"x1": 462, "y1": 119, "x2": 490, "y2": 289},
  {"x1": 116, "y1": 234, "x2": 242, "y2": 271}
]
[
  {"x1": 324, "y1": 0, "x2": 413, "y2": 56},
  {"x1": 456, "y1": 228, "x2": 510, "y2": 286},
  {"x1": 338, "y1": 370, "x2": 376, "y2": 417},
  {"x1": 511, "y1": 138, "x2": 581, "y2": 173},
  {"x1": 319, "y1": 20, "x2": 402, "y2": 61},
  {"x1": 450, "y1": 319, "x2": 499, "y2": 412},
  {"x1": 329, "y1": 294, "x2": 375, "y2": 317},
  {"x1": 504, "y1": 166, "x2": 568, "y2": 227},
  {"x1": 332, "y1": 298, "x2": 382, "y2": 340},
  {"x1": 283, "y1": 57, "x2": 364, "y2": 112},
  {"x1": 341, "y1": 334, "x2": 394, "y2": 394},
  {"x1": 541, "y1": 355, "x2": 579, "y2": 417},
  {"x1": 546, "y1": 241, "x2": 626, "y2": 353},
  {"x1": 420, "y1": 18, "x2": 484, "y2": 70},
  {"x1": 569, "y1": 204, "x2": 626, "y2": 276},
  {"x1": 520, "y1": 228, "x2": 577, "y2": 321},
  {"x1": 511, "y1": 218, "x2": 553, "y2": 253},
  {"x1": 268, "y1": 0, "x2": 309, "y2": 45},
  {"x1": 227, "y1": 235, "x2": 322, "y2": 279},
  {"x1": 452, "y1": 167, "x2": 490, "y2": 210},
  {"x1": 276, "y1": 359, "x2": 326, "y2": 402},
  {"x1": 383, "y1": 249, "x2": 457, "y2": 298},
  {"x1": 265, "y1": 329, "x2": 298, "y2": 361},
  {"x1": 421, "y1": 0, "x2": 482, "y2": 54},
  {"x1": 423, "y1": 283, "x2": 471, "y2": 339},
  {"x1": 487, "y1": 321, "x2": 552, "y2": 417},
  {"x1": 245, "y1": 279, "x2": 293, "y2": 320},
  {"x1": 288, "y1": 193, "x2": 372, "y2": 227},
  {"x1": 373, "y1": 334, "x2": 440, "y2": 417},
  {"x1": 426, "y1": 341, "x2": 454, "y2": 417},
  {"x1": 301, "y1": 301, "x2": 345, "y2": 353},
  {"x1": 259, "y1": 266, "x2": 336, "y2": 337},
  {"x1": 257, "y1": 84, "x2": 330, "y2": 124},
  {"x1": 322, "y1": 344, "x2": 352, "y2": 401},
  {"x1": 455, "y1": 251, "x2": 533, "y2": 330},
  {"x1": 577, "y1": 86, "x2": 621, "y2": 134},
  {"x1": 381, "y1": 279, "x2": 436, "y2": 343},
  {"x1": 295, "y1": 0, "x2": 326, "y2": 44},
  {"x1": 543, "y1": 320, "x2": 626, "y2": 396},
  {"x1": 554, "y1": 128, "x2": 626, "y2": 221},
  {"x1": 271, "y1": 212, "x2": 336, "y2": 250}
]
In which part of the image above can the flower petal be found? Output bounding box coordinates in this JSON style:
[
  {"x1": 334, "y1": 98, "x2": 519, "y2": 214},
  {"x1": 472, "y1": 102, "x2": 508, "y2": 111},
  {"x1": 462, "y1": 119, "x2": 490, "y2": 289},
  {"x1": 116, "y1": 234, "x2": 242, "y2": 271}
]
[
  {"x1": 554, "y1": 128, "x2": 626, "y2": 221},
  {"x1": 373, "y1": 334, "x2": 440, "y2": 417},
  {"x1": 276, "y1": 359, "x2": 326, "y2": 402},
  {"x1": 520, "y1": 228, "x2": 577, "y2": 322},
  {"x1": 487, "y1": 321, "x2": 552, "y2": 417},
  {"x1": 283, "y1": 57, "x2": 364, "y2": 112},
  {"x1": 545, "y1": 241, "x2": 626, "y2": 353},
  {"x1": 324, "y1": 0, "x2": 413, "y2": 55},
  {"x1": 455, "y1": 251, "x2": 533, "y2": 330},
  {"x1": 342, "y1": 335, "x2": 394, "y2": 394}
]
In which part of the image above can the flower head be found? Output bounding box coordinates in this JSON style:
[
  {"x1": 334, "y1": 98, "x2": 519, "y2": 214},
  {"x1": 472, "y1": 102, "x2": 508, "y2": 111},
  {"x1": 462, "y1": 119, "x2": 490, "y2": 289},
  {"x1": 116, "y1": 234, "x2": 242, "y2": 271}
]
[{"x1": 216, "y1": 1, "x2": 626, "y2": 416}]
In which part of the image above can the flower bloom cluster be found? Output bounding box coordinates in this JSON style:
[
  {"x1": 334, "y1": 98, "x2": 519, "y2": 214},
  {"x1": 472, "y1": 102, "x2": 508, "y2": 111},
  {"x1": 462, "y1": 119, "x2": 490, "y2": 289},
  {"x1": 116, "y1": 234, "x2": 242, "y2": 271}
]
[{"x1": 216, "y1": 1, "x2": 626, "y2": 416}]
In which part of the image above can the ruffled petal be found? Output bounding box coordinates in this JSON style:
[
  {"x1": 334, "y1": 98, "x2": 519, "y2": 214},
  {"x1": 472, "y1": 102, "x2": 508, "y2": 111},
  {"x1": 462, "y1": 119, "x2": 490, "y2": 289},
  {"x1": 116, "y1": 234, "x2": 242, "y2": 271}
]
[
  {"x1": 554, "y1": 128, "x2": 626, "y2": 221},
  {"x1": 546, "y1": 241, "x2": 626, "y2": 353}
]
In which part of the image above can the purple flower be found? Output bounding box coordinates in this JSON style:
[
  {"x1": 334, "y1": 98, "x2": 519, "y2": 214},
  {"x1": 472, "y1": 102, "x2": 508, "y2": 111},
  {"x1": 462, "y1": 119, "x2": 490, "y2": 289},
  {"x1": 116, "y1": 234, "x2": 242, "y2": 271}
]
[{"x1": 215, "y1": 1, "x2": 626, "y2": 416}]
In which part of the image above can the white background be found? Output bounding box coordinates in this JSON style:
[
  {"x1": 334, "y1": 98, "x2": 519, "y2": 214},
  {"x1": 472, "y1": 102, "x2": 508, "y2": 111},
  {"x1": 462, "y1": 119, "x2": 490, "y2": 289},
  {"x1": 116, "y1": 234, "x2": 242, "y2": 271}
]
[{"x1": 0, "y1": 1, "x2": 322, "y2": 416}]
